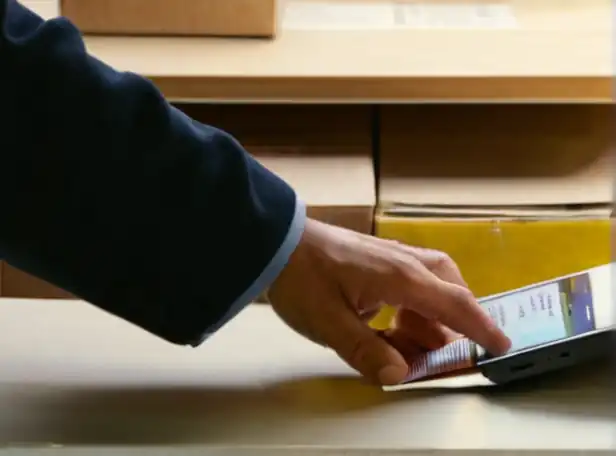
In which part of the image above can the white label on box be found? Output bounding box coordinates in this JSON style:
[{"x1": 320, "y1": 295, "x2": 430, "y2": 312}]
[
  {"x1": 283, "y1": 2, "x2": 397, "y2": 30},
  {"x1": 283, "y1": 2, "x2": 518, "y2": 30},
  {"x1": 396, "y1": 3, "x2": 518, "y2": 29}
]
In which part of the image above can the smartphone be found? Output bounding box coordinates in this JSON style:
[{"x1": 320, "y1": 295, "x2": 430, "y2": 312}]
[
  {"x1": 475, "y1": 262, "x2": 614, "y2": 384},
  {"x1": 383, "y1": 263, "x2": 614, "y2": 390}
]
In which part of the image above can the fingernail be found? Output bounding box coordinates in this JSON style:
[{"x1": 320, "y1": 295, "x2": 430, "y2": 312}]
[
  {"x1": 492, "y1": 334, "x2": 512, "y2": 355},
  {"x1": 378, "y1": 365, "x2": 408, "y2": 385},
  {"x1": 502, "y1": 336, "x2": 513, "y2": 352}
]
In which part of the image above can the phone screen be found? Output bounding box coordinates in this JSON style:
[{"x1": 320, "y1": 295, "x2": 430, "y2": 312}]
[{"x1": 475, "y1": 269, "x2": 603, "y2": 361}]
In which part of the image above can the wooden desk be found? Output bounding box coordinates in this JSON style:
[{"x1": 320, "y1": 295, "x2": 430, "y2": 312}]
[
  {"x1": 23, "y1": 0, "x2": 613, "y2": 102},
  {"x1": 0, "y1": 299, "x2": 613, "y2": 455}
]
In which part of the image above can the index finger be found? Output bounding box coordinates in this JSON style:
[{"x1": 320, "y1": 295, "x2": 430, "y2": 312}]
[
  {"x1": 390, "y1": 259, "x2": 511, "y2": 356},
  {"x1": 429, "y1": 279, "x2": 511, "y2": 356}
]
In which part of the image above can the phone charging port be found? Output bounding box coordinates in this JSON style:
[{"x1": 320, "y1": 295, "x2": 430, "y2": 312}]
[{"x1": 510, "y1": 362, "x2": 534, "y2": 373}]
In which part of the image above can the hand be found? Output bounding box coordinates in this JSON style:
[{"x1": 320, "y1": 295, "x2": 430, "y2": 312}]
[{"x1": 268, "y1": 218, "x2": 511, "y2": 386}]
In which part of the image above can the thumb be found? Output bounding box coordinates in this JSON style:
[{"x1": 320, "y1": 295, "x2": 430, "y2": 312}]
[{"x1": 321, "y1": 303, "x2": 409, "y2": 385}]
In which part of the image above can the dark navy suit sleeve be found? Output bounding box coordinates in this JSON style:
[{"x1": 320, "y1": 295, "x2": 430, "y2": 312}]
[{"x1": 0, "y1": 0, "x2": 306, "y2": 345}]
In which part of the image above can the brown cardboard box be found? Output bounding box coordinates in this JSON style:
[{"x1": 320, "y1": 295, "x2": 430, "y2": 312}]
[
  {"x1": 67, "y1": 0, "x2": 611, "y2": 102},
  {"x1": 372, "y1": 104, "x2": 613, "y2": 328},
  {"x1": 60, "y1": 0, "x2": 279, "y2": 38},
  {"x1": 178, "y1": 104, "x2": 376, "y2": 234},
  {"x1": 378, "y1": 104, "x2": 612, "y2": 211},
  {"x1": 368, "y1": 105, "x2": 615, "y2": 328},
  {"x1": 1, "y1": 105, "x2": 376, "y2": 299},
  {"x1": 0, "y1": 264, "x2": 74, "y2": 299}
]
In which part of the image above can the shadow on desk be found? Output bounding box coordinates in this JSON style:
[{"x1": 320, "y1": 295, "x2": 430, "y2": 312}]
[
  {"x1": 405, "y1": 358, "x2": 614, "y2": 420},
  {"x1": 3, "y1": 375, "x2": 392, "y2": 444},
  {"x1": 476, "y1": 360, "x2": 614, "y2": 420},
  {"x1": 2, "y1": 362, "x2": 612, "y2": 445}
]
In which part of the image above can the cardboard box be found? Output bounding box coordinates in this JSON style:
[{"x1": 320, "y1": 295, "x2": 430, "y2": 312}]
[
  {"x1": 372, "y1": 104, "x2": 613, "y2": 329},
  {"x1": 177, "y1": 104, "x2": 376, "y2": 234},
  {"x1": 1, "y1": 105, "x2": 376, "y2": 299},
  {"x1": 0, "y1": 264, "x2": 74, "y2": 299},
  {"x1": 64, "y1": 0, "x2": 611, "y2": 102},
  {"x1": 60, "y1": 0, "x2": 279, "y2": 38}
]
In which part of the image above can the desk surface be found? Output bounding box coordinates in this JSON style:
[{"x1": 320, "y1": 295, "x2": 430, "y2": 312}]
[
  {"x1": 0, "y1": 299, "x2": 613, "y2": 455},
  {"x1": 23, "y1": 0, "x2": 613, "y2": 102}
]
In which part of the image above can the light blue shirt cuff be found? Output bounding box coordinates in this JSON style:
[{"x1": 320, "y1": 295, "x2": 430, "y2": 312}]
[{"x1": 195, "y1": 198, "x2": 307, "y2": 344}]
